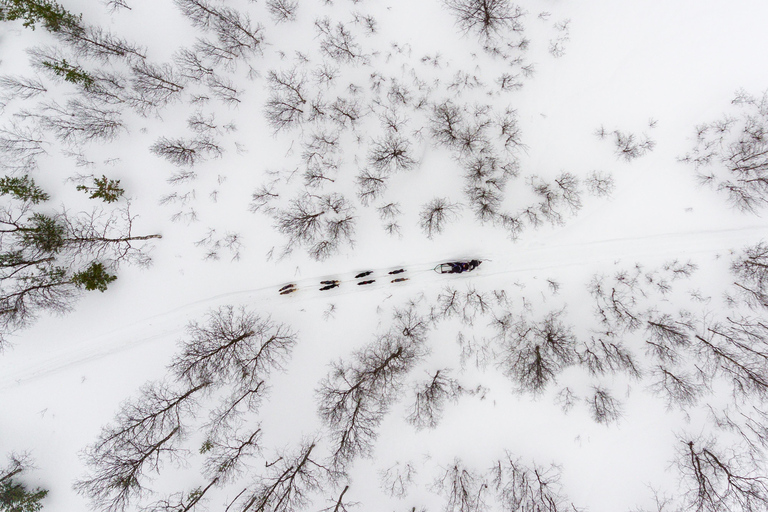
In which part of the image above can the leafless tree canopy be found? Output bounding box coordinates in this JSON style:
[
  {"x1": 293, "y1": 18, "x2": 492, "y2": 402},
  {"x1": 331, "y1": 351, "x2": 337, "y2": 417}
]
[
  {"x1": 128, "y1": 61, "x2": 185, "y2": 113},
  {"x1": 676, "y1": 437, "x2": 768, "y2": 512},
  {"x1": 314, "y1": 17, "x2": 364, "y2": 63},
  {"x1": 419, "y1": 198, "x2": 461, "y2": 239},
  {"x1": 76, "y1": 304, "x2": 298, "y2": 512},
  {"x1": 274, "y1": 193, "x2": 355, "y2": 260},
  {"x1": 380, "y1": 462, "x2": 416, "y2": 498},
  {"x1": 175, "y1": 0, "x2": 263, "y2": 60},
  {"x1": 367, "y1": 134, "x2": 416, "y2": 173},
  {"x1": 228, "y1": 440, "x2": 329, "y2": 512},
  {"x1": 731, "y1": 241, "x2": 768, "y2": 309},
  {"x1": 489, "y1": 454, "x2": 568, "y2": 512},
  {"x1": 267, "y1": 0, "x2": 298, "y2": 23},
  {"x1": 683, "y1": 91, "x2": 768, "y2": 213},
  {"x1": 444, "y1": 0, "x2": 525, "y2": 42},
  {"x1": 406, "y1": 369, "x2": 463, "y2": 430},
  {"x1": 169, "y1": 305, "x2": 297, "y2": 388},
  {"x1": 30, "y1": 99, "x2": 124, "y2": 144},
  {"x1": 497, "y1": 310, "x2": 577, "y2": 394},
  {"x1": 317, "y1": 306, "x2": 428, "y2": 468},
  {"x1": 264, "y1": 68, "x2": 310, "y2": 131},
  {"x1": 587, "y1": 386, "x2": 622, "y2": 424},
  {"x1": 150, "y1": 136, "x2": 223, "y2": 166},
  {"x1": 433, "y1": 459, "x2": 487, "y2": 512},
  {"x1": 76, "y1": 380, "x2": 210, "y2": 512}
]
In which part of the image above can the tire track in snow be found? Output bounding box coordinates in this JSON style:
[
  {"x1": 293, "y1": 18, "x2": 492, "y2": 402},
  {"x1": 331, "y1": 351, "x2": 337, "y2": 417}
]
[{"x1": 1, "y1": 224, "x2": 765, "y2": 391}]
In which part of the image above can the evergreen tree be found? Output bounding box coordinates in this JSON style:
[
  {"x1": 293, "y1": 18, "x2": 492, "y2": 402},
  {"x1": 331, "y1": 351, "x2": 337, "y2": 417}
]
[
  {"x1": 41, "y1": 59, "x2": 94, "y2": 89},
  {"x1": 0, "y1": 176, "x2": 49, "y2": 204},
  {"x1": 76, "y1": 175, "x2": 124, "y2": 203},
  {"x1": 0, "y1": 0, "x2": 81, "y2": 33},
  {"x1": 71, "y1": 262, "x2": 117, "y2": 291},
  {"x1": 0, "y1": 454, "x2": 48, "y2": 512}
]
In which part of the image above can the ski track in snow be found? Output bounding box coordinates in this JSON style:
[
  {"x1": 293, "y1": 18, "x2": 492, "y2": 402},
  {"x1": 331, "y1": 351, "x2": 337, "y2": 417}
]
[{"x1": 1, "y1": 223, "x2": 765, "y2": 391}]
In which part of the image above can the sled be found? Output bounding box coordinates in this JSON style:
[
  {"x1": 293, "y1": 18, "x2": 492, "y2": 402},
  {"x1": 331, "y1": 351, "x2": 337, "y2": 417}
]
[{"x1": 434, "y1": 260, "x2": 482, "y2": 274}]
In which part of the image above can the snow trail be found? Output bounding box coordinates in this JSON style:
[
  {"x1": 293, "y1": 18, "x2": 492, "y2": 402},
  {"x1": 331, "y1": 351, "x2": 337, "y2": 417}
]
[{"x1": 0, "y1": 223, "x2": 765, "y2": 390}]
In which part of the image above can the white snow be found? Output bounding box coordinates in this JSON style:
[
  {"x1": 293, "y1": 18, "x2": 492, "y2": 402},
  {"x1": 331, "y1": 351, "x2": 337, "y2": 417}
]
[{"x1": 1, "y1": 0, "x2": 768, "y2": 510}]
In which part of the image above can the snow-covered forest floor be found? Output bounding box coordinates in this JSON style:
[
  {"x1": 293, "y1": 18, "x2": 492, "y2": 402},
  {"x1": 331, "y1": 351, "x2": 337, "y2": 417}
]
[{"x1": 2, "y1": 0, "x2": 768, "y2": 510}]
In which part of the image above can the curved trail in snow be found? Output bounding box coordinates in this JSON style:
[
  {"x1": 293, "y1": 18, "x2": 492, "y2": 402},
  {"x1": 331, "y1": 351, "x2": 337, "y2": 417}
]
[{"x1": 1, "y1": 223, "x2": 765, "y2": 391}]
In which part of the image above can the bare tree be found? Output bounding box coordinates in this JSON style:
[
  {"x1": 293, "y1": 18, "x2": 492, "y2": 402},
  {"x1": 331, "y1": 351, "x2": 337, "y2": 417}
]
[
  {"x1": 577, "y1": 333, "x2": 641, "y2": 378},
  {"x1": 150, "y1": 136, "x2": 223, "y2": 166},
  {"x1": 227, "y1": 439, "x2": 330, "y2": 512},
  {"x1": 588, "y1": 268, "x2": 643, "y2": 332},
  {"x1": 489, "y1": 454, "x2": 570, "y2": 512},
  {"x1": 434, "y1": 286, "x2": 462, "y2": 321},
  {"x1": 431, "y1": 100, "x2": 465, "y2": 148},
  {"x1": 709, "y1": 405, "x2": 768, "y2": 457},
  {"x1": 175, "y1": 0, "x2": 263, "y2": 60},
  {"x1": 30, "y1": 99, "x2": 123, "y2": 143},
  {"x1": 0, "y1": 74, "x2": 47, "y2": 102},
  {"x1": 585, "y1": 170, "x2": 615, "y2": 197},
  {"x1": 75, "y1": 380, "x2": 210, "y2": 512},
  {"x1": 249, "y1": 183, "x2": 279, "y2": 213},
  {"x1": 432, "y1": 459, "x2": 487, "y2": 512},
  {"x1": 587, "y1": 386, "x2": 622, "y2": 425},
  {"x1": 301, "y1": 130, "x2": 340, "y2": 188},
  {"x1": 174, "y1": 47, "x2": 215, "y2": 80},
  {"x1": 274, "y1": 193, "x2": 355, "y2": 260},
  {"x1": 368, "y1": 134, "x2": 416, "y2": 173},
  {"x1": 314, "y1": 18, "x2": 364, "y2": 63},
  {"x1": 466, "y1": 183, "x2": 502, "y2": 222},
  {"x1": 59, "y1": 24, "x2": 146, "y2": 62},
  {"x1": 380, "y1": 462, "x2": 416, "y2": 499},
  {"x1": 317, "y1": 306, "x2": 428, "y2": 468},
  {"x1": 406, "y1": 369, "x2": 463, "y2": 430},
  {"x1": 676, "y1": 436, "x2": 768, "y2": 512},
  {"x1": 169, "y1": 305, "x2": 297, "y2": 389},
  {"x1": 319, "y1": 484, "x2": 356, "y2": 512},
  {"x1": 443, "y1": 0, "x2": 525, "y2": 42},
  {"x1": 419, "y1": 198, "x2": 461, "y2": 239},
  {"x1": 497, "y1": 310, "x2": 577, "y2": 394},
  {"x1": 128, "y1": 61, "x2": 185, "y2": 114},
  {"x1": 328, "y1": 96, "x2": 361, "y2": 129},
  {"x1": 205, "y1": 73, "x2": 241, "y2": 105},
  {"x1": 527, "y1": 172, "x2": 582, "y2": 226},
  {"x1": 648, "y1": 365, "x2": 702, "y2": 410},
  {"x1": 0, "y1": 122, "x2": 46, "y2": 167},
  {"x1": 356, "y1": 169, "x2": 387, "y2": 206},
  {"x1": 643, "y1": 313, "x2": 692, "y2": 364},
  {"x1": 264, "y1": 68, "x2": 309, "y2": 131},
  {"x1": 603, "y1": 129, "x2": 655, "y2": 162},
  {"x1": 694, "y1": 315, "x2": 768, "y2": 400},
  {"x1": 201, "y1": 424, "x2": 262, "y2": 484},
  {"x1": 267, "y1": 0, "x2": 298, "y2": 23}
]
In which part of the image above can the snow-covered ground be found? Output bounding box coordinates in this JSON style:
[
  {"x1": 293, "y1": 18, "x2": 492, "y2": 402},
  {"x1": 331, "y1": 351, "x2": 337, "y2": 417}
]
[{"x1": 2, "y1": 0, "x2": 768, "y2": 510}]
